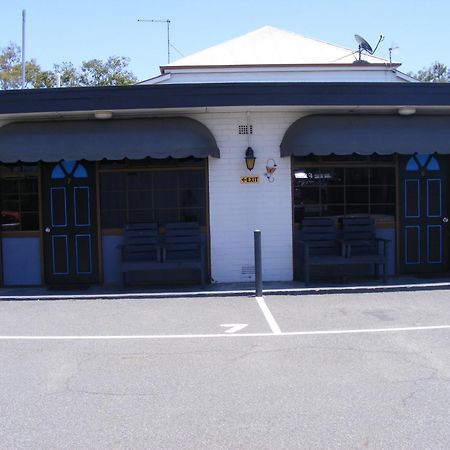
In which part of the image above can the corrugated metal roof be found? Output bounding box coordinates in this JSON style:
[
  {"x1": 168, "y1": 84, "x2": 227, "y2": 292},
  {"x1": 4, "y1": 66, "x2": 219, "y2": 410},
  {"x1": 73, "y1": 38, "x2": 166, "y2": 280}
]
[{"x1": 163, "y1": 26, "x2": 393, "y2": 69}]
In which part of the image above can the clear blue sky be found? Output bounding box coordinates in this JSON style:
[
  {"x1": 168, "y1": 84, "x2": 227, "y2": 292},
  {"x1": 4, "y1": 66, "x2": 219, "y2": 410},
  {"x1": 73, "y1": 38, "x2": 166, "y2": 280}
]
[{"x1": 1, "y1": 0, "x2": 449, "y2": 81}]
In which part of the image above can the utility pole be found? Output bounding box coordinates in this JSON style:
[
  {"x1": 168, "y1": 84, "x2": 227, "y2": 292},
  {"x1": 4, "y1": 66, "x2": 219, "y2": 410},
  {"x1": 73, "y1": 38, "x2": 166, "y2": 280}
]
[
  {"x1": 138, "y1": 19, "x2": 171, "y2": 64},
  {"x1": 21, "y1": 9, "x2": 26, "y2": 89}
]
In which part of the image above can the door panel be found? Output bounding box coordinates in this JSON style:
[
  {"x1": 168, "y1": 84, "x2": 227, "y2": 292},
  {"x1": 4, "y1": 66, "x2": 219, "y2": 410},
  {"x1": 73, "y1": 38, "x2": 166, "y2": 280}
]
[
  {"x1": 399, "y1": 154, "x2": 449, "y2": 274},
  {"x1": 42, "y1": 161, "x2": 98, "y2": 285}
]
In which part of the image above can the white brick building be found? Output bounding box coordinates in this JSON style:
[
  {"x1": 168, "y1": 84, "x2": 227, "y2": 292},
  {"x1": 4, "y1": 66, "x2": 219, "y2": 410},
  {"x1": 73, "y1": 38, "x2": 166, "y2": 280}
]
[{"x1": 1, "y1": 26, "x2": 450, "y2": 287}]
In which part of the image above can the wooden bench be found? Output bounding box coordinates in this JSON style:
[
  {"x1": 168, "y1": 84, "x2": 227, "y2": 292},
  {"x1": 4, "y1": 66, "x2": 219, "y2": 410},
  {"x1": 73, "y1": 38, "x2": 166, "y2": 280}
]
[
  {"x1": 120, "y1": 223, "x2": 161, "y2": 286},
  {"x1": 339, "y1": 217, "x2": 388, "y2": 282},
  {"x1": 296, "y1": 217, "x2": 348, "y2": 285},
  {"x1": 120, "y1": 222, "x2": 207, "y2": 287},
  {"x1": 160, "y1": 222, "x2": 207, "y2": 287}
]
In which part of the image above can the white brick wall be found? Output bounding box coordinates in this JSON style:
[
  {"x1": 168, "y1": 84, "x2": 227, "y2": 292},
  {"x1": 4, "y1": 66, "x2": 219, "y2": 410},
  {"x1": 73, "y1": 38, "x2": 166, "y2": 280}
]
[{"x1": 190, "y1": 111, "x2": 303, "y2": 282}]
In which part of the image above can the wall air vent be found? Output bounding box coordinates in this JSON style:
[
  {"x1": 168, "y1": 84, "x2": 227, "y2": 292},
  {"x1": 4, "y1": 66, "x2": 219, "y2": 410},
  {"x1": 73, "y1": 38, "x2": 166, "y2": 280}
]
[
  {"x1": 238, "y1": 125, "x2": 253, "y2": 135},
  {"x1": 241, "y1": 265, "x2": 255, "y2": 281}
]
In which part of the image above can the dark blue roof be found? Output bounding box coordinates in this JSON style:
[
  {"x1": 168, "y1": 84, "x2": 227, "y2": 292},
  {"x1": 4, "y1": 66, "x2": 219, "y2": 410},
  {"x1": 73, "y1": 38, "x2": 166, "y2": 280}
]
[{"x1": 1, "y1": 82, "x2": 450, "y2": 115}]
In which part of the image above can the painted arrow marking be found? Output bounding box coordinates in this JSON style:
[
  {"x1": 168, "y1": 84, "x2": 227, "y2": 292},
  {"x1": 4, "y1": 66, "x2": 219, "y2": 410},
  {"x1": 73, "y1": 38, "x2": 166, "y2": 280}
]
[{"x1": 220, "y1": 324, "x2": 248, "y2": 334}]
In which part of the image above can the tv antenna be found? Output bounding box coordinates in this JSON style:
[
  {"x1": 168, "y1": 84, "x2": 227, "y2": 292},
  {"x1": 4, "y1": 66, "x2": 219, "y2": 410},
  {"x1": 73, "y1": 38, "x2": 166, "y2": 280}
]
[
  {"x1": 389, "y1": 44, "x2": 399, "y2": 65},
  {"x1": 138, "y1": 18, "x2": 171, "y2": 64},
  {"x1": 354, "y1": 34, "x2": 384, "y2": 61}
]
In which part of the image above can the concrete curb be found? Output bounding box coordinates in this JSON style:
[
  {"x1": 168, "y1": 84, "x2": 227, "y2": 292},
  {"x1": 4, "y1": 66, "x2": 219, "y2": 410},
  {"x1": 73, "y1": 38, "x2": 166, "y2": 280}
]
[{"x1": 1, "y1": 281, "x2": 450, "y2": 301}]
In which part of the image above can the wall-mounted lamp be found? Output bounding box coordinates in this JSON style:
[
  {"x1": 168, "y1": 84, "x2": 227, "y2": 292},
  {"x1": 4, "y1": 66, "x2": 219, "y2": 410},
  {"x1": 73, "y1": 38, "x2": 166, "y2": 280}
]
[
  {"x1": 245, "y1": 147, "x2": 256, "y2": 171},
  {"x1": 398, "y1": 107, "x2": 416, "y2": 116},
  {"x1": 94, "y1": 110, "x2": 113, "y2": 120}
]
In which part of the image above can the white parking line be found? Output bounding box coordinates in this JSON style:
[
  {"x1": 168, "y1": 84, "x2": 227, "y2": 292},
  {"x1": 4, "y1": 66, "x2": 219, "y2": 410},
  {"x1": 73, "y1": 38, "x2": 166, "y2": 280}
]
[
  {"x1": 3, "y1": 324, "x2": 449, "y2": 340},
  {"x1": 255, "y1": 296, "x2": 282, "y2": 334}
]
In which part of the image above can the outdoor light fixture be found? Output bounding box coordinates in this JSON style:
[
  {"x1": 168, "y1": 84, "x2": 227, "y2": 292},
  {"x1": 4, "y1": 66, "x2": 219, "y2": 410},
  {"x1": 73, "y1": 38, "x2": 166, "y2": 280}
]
[
  {"x1": 245, "y1": 147, "x2": 256, "y2": 171},
  {"x1": 94, "y1": 110, "x2": 113, "y2": 119},
  {"x1": 398, "y1": 107, "x2": 416, "y2": 116}
]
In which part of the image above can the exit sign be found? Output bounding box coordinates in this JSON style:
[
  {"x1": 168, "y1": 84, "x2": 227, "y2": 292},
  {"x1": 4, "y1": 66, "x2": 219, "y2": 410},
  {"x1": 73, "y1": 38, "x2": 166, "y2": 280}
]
[{"x1": 240, "y1": 176, "x2": 260, "y2": 184}]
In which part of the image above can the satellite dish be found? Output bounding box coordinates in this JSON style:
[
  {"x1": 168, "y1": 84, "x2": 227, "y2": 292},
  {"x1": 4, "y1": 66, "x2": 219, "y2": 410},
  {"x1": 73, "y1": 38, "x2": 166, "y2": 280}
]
[
  {"x1": 355, "y1": 35, "x2": 373, "y2": 53},
  {"x1": 354, "y1": 34, "x2": 384, "y2": 61}
]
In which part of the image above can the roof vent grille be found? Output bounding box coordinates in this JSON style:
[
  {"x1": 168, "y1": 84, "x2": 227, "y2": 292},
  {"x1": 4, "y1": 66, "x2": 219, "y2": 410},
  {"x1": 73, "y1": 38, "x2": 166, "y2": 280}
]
[{"x1": 238, "y1": 125, "x2": 253, "y2": 135}]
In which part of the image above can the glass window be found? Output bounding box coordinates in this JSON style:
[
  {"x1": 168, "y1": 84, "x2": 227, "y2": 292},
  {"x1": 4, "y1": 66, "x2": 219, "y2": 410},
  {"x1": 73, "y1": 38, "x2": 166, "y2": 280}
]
[
  {"x1": 0, "y1": 164, "x2": 39, "y2": 231},
  {"x1": 100, "y1": 163, "x2": 207, "y2": 229},
  {"x1": 293, "y1": 156, "x2": 396, "y2": 224}
]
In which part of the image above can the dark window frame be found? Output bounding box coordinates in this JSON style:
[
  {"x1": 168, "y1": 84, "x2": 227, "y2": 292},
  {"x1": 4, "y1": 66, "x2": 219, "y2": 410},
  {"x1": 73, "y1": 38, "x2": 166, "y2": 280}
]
[
  {"x1": 293, "y1": 155, "x2": 397, "y2": 224},
  {"x1": 99, "y1": 159, "x2": 208, "y2": 230},
  {"x1": 0, "y1": 164, "x2": 40, "y2": 232}
]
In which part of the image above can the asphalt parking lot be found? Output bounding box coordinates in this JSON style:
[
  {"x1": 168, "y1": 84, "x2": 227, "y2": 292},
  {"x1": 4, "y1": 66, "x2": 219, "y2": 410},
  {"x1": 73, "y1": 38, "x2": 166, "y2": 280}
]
[{"x1": 1, "y1": 289, "x2": 450, "y2": 449}]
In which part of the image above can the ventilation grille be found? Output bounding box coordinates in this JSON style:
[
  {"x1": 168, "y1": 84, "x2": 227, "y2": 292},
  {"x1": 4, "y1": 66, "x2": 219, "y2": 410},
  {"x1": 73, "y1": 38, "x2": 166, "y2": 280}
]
[
  {"x1": 241, "y1": 265, "x2": 255, "y2": 275},
  {"x1": 241, "y1": 265, "x2": 255, "y2": 281},
  {"x1": 238, "y1": 125, "x2": 253, "y2": 135}
]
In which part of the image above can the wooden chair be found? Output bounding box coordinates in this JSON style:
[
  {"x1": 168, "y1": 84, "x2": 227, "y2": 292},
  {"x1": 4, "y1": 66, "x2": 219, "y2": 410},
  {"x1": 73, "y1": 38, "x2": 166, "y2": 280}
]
[
  {"x1": 120, "y1": 223, "x2": 161, "y2": 286},
  {"x1": 161, "y1": 222, "x2": 207, "y2": 287},
  {"x1": 339, "y1": 217, "x2": 388, "y2": 282},
  {"x1": 296, "y1": 217, "x2": 346, "y2": 284}
]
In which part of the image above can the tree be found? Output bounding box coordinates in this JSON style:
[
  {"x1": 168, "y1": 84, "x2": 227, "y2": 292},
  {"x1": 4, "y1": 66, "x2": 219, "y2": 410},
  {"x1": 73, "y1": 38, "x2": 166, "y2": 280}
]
[
  {"x1": 78, "y1": 56, "x2": 137, "y2": 86},
  {"x1": 410, "y1": 61, "x2": 450, "y2": 82},
  {"x1": 0, "y1": 42, "x2": 137, "y2": 89},
  {"x1": 0, "y1": 42, "x2": 44, "y2": 89}
]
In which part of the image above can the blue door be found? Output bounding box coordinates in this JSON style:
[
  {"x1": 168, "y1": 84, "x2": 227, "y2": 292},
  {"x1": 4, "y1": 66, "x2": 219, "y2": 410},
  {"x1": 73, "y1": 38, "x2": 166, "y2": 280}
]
[
  {"x1": 42, "y1": 161, "x2": 99, "y2": 285},
  {"x1": 400, "y1": 154, "x2": 449, "y2": 274}
]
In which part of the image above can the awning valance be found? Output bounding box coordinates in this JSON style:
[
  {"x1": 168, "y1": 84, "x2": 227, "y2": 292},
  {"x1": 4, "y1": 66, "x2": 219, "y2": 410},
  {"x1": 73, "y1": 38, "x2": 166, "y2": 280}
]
[
  {"x1": 0, "y1": 117, "x2": 220, "y2": 162},
  {"x1": 280, "y1": 115, "x2": 450, "y2": 157}
]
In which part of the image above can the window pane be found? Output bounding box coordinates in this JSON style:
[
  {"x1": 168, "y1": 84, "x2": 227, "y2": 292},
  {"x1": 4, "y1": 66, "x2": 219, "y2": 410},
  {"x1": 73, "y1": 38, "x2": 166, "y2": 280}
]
[
  {"x1": 370, "y1": 186, "x2": 395, "y2": 204},
  {"x1": 128, "y1": 209, "x2": 154, "y2": 223},
  {"x1": 179, "y1": 171, "x2": 205, "y2": 189},
  {"x1": 371, "y1": 205, "x2": 396, "y2": 218},
  {"x1": 325, "y1": 168, "x2": 344, "y2": 185},
  {"x1": 154, "y1": 190, "x2": 178, "y2": 208},
  {"x1": 153, "y1": 171, "x2": 178, "y2": 189},
  {"x1": 2, "y1": 211, "x2": 21, "y2": 230},
  {"x1": 346, "y1": 186, "x2": 369, "y2": 204},
  {"x1": 1, "y1": 179, "x2": 19, "y2": 194},
  {"x1": 371, "y1": 167, "x2": 395, "y2": 185},
  {"x1": 101, "y1": 173, "x2": 126, "y2": 191},
  {"x1": 180, "y1": 189, "x2": 203, "y2": 208},
  {"x1": 21, "y1": 213, "x2": 39, "y2": 230},
  {"x1": 127, "y1": 171, "x2": 153, "y2": 190},
  {"x1": 100, "y1": 165, "x2": 206, "y2": 229},
  {"x1": 346, "y1": 167, "x2": 369, "y2": 185},
  {"x1": 324, "y1": 187, "x2": 344, "y2": 204},
  {"x1": 322, "y1": 205, "x2": 345, "y2": 217},
  {"x1": 128, "y1": 190, "x2": 153, "y2": 209},
  {"x1": 21, "y1": 194, "x2": 39, "y2": 212},
  {"x1": 101, "y1": 190, "x2": 126, "y2": 210},
  {"x1": 347, "y1": 205, "x2": 369, "y2": 215},
  {"x1": 155, "y1": 209, "x2": 179, "y2": 224},
  {"x1": 101, "y1": 210, "x2": 126, "y2": 228},
  {"x1": 298, "y1": 187, "x2": 320, "y2": 205},
  {"x1": 19, "y1": 178, "x2": 38, "y2": 193}
]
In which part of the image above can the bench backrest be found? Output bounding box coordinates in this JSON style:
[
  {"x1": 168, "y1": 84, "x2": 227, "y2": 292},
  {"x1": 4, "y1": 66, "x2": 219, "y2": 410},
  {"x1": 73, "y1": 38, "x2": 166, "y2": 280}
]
[
  {"x1": 340, "y1": 217, "x2": 377, "y2": 255},
  {"x1": 164, "y1": 222, "x2": 203, "y2": 261},
  {"x1": 297, "y1": 217, "x2": 338, "y2": 256},
  {"x1": 122, "y1": 223, "x2": 159, "y2": 262}
]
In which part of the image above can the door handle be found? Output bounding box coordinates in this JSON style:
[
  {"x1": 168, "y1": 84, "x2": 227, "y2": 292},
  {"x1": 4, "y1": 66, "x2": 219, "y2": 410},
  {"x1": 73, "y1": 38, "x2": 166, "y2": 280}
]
[
  {"x1": 443, "y1": 217, "x2": 449, "y2": 223},
  {"x1": 45, "y1": 227, "x2": 51, "y2": 233}
]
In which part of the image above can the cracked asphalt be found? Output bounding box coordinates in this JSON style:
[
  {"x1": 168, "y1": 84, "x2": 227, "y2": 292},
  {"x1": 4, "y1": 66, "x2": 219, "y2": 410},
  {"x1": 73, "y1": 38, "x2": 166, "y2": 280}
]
[{"x1": 0, "y1": 289, "x2": 450, "y2": 449}]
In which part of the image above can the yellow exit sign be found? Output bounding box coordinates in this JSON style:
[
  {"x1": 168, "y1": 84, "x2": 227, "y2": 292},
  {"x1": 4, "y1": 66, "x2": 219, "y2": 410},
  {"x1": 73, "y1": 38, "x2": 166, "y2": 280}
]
[{"x1": 240, "y1": 176, "x2": 260, "y2": 184}]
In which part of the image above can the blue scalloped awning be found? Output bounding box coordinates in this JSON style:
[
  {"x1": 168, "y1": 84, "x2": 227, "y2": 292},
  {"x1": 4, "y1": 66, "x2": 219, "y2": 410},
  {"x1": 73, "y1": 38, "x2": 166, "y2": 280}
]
[
  {"x1": 281, "y1": 115, "x2": 450, "y2": 156},
  {"x1": 0, "y1": 117, "x2": 220, "y2": 162}
]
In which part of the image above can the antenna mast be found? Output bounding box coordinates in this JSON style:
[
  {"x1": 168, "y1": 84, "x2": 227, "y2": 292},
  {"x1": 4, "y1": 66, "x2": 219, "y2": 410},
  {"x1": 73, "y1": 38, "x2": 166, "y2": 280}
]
[
  {"x1": 138, "y1": 18, "x2": 171, "y2": 64},
  {"x1": 21, "y1": 10, "x2": 26, "y2": 89}
]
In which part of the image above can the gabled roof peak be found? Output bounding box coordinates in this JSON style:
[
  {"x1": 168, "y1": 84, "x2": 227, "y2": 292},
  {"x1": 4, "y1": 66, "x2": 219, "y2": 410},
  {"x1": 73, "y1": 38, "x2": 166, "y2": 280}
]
[{"x1": 162, "y1": 26, "x2": 394, "y2": 71}]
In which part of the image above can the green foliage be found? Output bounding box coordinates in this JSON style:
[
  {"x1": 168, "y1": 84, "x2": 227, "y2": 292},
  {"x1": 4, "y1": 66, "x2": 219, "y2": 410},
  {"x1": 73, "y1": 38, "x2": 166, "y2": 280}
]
[
  {"x1": 0, "y1": 42, "x2": 137, "y2": 89},
  {"x1": 409, "y1": 61, "x2": 450, "y2": 82}
]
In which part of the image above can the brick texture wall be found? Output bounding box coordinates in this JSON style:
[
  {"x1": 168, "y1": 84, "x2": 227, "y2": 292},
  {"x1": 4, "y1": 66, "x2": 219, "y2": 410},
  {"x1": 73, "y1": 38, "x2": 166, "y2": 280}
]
[{"x1": 191, "y1": 111, "x2": 302, "y2": 283}]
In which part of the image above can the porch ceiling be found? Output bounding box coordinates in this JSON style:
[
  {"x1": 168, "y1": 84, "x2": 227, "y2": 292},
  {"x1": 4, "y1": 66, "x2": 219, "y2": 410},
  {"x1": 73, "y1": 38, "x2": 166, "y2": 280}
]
[
  {"x1": 0, "y1": 117, "x2": 220, "y2": 162},
  {"x1": 281, "y1": 115, "x2": 450, "y2": 156}
]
